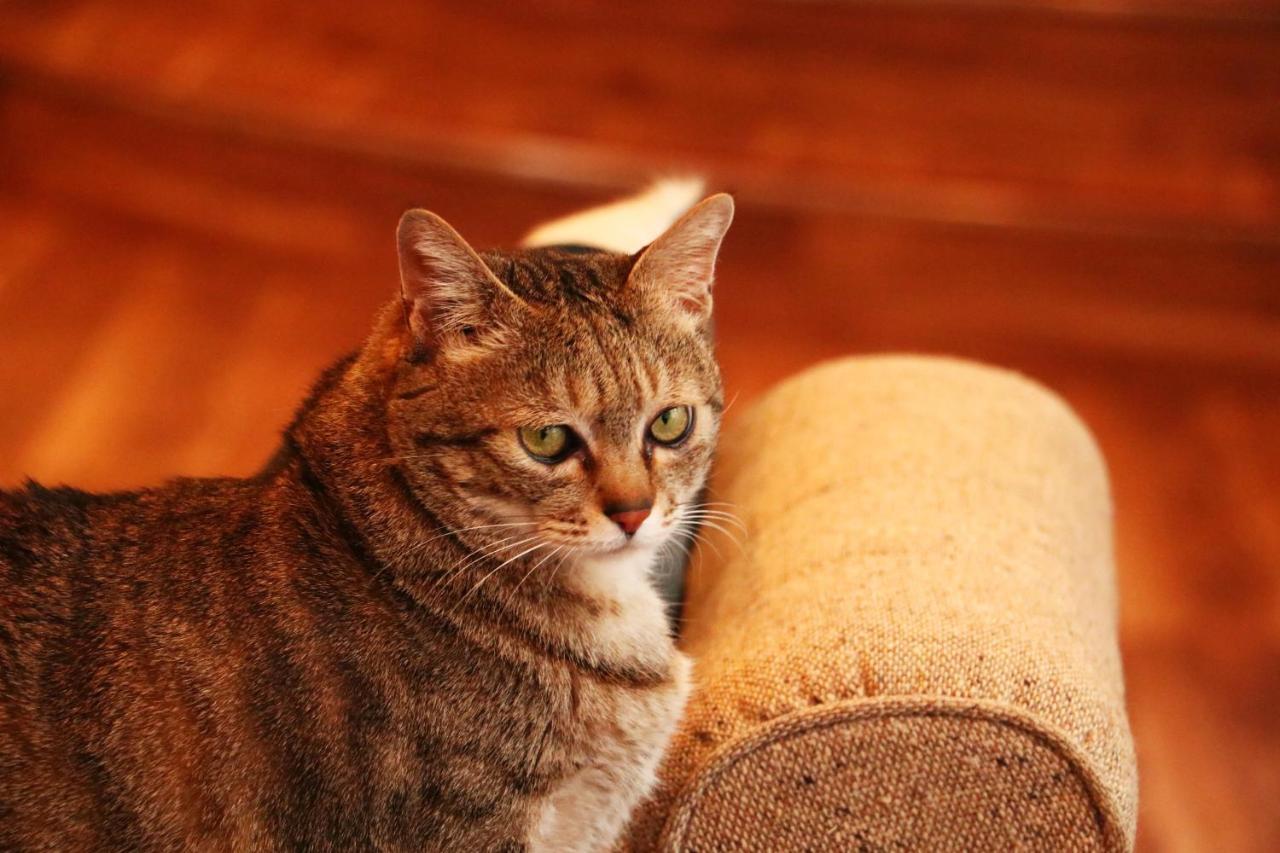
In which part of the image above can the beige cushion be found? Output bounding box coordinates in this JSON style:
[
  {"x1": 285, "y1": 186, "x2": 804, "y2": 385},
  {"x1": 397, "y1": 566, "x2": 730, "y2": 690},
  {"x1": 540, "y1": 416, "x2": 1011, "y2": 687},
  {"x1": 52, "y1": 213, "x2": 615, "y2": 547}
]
[{"x1": 628, "y1": 356, "x2": 1137, "y2": 851}]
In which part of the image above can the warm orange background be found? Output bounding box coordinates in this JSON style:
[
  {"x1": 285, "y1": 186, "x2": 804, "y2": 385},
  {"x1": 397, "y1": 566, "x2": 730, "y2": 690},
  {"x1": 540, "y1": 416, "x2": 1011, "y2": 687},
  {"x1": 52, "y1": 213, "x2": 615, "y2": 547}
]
[{"x1": 1, "y1": 3, "x2": 1277, "y2": 849}]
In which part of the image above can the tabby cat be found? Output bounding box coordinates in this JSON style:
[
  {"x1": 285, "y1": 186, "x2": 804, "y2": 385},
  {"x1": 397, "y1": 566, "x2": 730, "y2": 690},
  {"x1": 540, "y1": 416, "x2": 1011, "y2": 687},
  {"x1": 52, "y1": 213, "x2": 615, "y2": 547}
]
[{"x1": 0, "y1": 184, "x2": 734, "y2": 851}]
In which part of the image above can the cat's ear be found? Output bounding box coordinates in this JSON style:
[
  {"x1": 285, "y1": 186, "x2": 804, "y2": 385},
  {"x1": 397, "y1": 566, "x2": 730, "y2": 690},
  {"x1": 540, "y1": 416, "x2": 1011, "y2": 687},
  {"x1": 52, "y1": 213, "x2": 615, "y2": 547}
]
[
  {"x1": 626, "y1": 193, "x2": 734, "y2": 327},
  {"x1": 396, "y1": 209, "x2": 517, "y2": 360}
]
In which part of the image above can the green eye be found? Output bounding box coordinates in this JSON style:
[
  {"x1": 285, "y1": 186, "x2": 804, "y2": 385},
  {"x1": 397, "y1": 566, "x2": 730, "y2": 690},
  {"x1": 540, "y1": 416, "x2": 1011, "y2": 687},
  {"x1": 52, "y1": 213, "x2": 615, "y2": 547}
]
[
  {"x1": 518, "y1": 424, "x2": 574, "y2": 462},
  {"x1": 649, "y1": 405, "x2": 693, "y2": 446}
]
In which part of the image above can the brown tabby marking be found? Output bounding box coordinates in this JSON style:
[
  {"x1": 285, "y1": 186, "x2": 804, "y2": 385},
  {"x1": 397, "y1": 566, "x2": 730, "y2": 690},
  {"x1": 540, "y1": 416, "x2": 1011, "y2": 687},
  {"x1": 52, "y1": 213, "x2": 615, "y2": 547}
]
[{"x1": 0, "y1": 195, "x2": 733, "y2": 850}]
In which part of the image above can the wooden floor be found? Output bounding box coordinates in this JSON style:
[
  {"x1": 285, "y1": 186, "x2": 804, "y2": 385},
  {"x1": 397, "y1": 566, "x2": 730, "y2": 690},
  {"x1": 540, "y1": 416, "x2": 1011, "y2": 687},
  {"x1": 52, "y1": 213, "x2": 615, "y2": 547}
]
[{"x1": 1, "y1": 2, "x2": 1277, "y2": 849}]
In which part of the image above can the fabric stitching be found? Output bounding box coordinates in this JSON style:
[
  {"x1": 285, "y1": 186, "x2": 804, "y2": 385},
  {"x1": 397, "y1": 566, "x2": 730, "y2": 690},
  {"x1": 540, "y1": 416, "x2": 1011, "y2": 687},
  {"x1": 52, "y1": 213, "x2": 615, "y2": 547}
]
[{"x1": 659, "y1": 695, "x2": 1128, "y2": 852}]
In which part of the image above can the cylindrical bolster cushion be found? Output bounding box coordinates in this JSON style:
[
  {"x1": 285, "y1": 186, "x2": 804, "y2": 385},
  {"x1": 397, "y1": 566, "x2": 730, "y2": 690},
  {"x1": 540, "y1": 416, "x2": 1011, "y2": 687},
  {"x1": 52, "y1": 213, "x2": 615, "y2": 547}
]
[{"x1": 627, "y1": 356, "x2": 1137, "y2": 851}]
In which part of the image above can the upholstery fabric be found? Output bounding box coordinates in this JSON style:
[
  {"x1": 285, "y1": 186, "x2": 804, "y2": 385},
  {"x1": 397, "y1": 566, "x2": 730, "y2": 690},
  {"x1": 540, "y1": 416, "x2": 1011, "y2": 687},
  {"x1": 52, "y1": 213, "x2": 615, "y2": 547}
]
[{"x1": 627, "y1": 356, "x2": 1137, "y2": 851}]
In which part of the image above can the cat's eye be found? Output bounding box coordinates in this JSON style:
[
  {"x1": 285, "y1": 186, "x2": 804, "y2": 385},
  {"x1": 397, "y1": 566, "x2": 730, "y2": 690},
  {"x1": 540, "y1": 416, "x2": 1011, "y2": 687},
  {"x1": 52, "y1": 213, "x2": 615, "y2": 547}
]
[
  {"x1": 648, "y1": 405, "x2": 693, "y2": 446},
  {"x1": 518, "y1": 424, "x2": 575, "y2": 463}
]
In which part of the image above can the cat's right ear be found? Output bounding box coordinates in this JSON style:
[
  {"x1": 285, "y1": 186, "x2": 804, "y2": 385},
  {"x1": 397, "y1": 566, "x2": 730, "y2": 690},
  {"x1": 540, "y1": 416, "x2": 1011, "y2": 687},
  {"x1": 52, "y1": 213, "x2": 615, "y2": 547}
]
[
  {"x1": 396, "y1": 210, "x2": 517, "y2": 361},
  {"x1": 626, "y1": 193, "x2": 733, "y2": 330}
]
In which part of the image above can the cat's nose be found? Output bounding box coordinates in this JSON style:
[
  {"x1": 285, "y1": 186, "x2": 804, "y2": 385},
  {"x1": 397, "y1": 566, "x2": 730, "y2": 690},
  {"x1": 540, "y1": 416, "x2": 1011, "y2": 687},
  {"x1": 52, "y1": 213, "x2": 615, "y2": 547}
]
[{"x1": 607, "y1": 506, "x2": 651, "y2": 537}]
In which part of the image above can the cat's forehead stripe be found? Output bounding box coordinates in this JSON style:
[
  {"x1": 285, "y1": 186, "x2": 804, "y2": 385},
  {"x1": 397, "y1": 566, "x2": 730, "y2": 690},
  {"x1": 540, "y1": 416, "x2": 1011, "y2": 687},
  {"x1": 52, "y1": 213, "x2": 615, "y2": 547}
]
[{"x1": 482, "y1": 247, "x2": 632, "y2": 308}]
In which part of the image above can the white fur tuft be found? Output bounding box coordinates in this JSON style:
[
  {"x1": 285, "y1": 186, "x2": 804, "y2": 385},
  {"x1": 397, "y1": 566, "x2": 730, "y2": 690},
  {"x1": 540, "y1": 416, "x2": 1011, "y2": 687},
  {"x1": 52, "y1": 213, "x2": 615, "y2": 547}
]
[{"x1": 521, "y1": 178, "x2": 706, "y2": 255}]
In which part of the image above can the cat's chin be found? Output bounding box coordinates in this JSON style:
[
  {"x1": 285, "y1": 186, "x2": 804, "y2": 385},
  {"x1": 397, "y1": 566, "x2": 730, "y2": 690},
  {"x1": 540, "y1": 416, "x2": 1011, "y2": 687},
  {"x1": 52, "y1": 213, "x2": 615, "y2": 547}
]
[
  {"x1": 565, "y1": 538, "x2": 662, "y2": 577},
  {"x1": 594, "y1": 538, "x2": 651, "y2": 556},
  {"x1": 561, "y1": 542, "x2": 671, "y2": 637}
]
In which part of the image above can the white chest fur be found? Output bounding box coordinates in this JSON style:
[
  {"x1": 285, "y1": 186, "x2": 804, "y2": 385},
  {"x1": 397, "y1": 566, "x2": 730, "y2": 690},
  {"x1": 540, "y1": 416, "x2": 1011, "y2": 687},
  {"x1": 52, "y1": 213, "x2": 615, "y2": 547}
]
[{"x1": 529, "y1": 549, "x2": 692, "y2": 852}]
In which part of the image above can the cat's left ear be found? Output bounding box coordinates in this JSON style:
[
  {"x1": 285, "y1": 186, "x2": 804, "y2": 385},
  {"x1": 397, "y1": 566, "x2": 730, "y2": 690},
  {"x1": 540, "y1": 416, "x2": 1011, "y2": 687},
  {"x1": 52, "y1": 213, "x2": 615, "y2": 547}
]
[
  {"x1": 626, "y1": 193, "x2": 734, "y2": 328},
  {"x1": 397, "y1": 209, "x2": 519, "y2": 361}
]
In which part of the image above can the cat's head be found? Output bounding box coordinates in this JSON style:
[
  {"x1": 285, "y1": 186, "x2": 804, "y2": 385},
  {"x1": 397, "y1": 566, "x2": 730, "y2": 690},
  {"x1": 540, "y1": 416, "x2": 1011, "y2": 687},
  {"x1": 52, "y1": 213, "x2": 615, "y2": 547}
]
[{"x1": 383, "y1": 195, "x2": 733, "y2": 574}]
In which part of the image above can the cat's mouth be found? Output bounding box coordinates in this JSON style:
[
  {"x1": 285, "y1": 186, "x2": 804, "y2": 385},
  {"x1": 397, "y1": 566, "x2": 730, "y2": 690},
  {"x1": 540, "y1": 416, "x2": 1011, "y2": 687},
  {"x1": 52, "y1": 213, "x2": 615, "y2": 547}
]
[
  {"x1": 601, "y1": 537, "x2": 645, "y2": 555},
  {"x1": 550, "y1": 534, "x2": 660, "y2": 558},
  {"x1": 553, "y1": 537, "x2": 631, "y2": 555}
]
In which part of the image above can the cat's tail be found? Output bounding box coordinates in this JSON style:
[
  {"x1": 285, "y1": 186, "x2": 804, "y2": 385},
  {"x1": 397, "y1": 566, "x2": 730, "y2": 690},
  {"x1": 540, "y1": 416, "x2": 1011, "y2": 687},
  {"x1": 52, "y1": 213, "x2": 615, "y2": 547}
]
[{"x1": 521, "y1": 177, "x2": 705, "y2": 255}]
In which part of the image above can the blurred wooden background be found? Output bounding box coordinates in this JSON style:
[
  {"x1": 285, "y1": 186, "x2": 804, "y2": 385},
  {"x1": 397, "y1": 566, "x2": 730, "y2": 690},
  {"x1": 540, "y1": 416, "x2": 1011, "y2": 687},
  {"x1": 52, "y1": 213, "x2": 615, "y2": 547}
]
[{"x1": 1, "y1": 2, "x2": 1277, "y2": 849}]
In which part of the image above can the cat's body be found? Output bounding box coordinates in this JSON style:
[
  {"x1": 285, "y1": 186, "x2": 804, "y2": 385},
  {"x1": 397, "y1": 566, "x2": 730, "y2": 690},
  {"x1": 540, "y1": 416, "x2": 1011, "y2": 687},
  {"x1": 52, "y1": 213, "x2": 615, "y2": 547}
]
[
  {"x1": 0, "y1": 360, "x2": 687, "y2": 851},
  {"x1": 0, "y1": 184, "x2": 732, "y2": 851}
]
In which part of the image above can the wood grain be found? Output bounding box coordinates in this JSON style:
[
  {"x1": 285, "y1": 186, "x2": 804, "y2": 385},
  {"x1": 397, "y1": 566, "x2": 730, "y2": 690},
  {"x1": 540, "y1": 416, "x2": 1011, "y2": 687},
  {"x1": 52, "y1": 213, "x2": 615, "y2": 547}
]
[{"x1": 0, "y1": 2, "x2": 1277, "y2": 850}]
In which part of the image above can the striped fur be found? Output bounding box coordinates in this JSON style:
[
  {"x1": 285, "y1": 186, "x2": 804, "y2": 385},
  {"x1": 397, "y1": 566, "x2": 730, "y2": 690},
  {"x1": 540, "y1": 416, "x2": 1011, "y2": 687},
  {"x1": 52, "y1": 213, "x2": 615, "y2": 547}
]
[{"x1": 0, "y1": 191, "x2": 733, "y2": 851}]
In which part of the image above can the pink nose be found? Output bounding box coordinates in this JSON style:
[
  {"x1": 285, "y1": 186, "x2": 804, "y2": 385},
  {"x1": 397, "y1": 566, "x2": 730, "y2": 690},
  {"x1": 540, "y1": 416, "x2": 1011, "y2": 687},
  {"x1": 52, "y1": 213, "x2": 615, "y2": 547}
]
[{"x1": 608, "y1": 506, "x2": 651, "y2": 536}]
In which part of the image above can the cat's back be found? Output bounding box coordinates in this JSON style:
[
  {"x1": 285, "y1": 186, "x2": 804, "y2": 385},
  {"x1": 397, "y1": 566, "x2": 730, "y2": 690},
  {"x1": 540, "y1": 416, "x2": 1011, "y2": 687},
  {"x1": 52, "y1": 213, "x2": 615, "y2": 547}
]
[
  {"x1": 1, "y1": 480, "x2": 97, "y2": 570},
  {"x1": 0, "y1": 477, "x2": 273, "y2": 848},
  {"x1": 1, "y1": 482, "x2": 106, "y2": 653},
  {"x1": 1, "y1": 476, "x2": 252, "y2": 601},
  {"x1": 0, "y1": 477, "x2": 251, "y2": 702}
]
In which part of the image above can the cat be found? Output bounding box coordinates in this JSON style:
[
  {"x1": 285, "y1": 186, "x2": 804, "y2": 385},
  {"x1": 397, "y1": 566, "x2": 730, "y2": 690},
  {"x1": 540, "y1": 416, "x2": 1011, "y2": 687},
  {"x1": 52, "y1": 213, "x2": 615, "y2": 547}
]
[{"x1": 0, "y1": 182, "x2": 734, "y2": 851}]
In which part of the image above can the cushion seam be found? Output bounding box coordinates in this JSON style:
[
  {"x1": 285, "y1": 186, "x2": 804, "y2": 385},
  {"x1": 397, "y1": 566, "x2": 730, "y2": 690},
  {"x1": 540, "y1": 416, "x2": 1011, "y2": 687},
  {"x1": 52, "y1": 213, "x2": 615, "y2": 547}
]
[{"x1": 658, "y1": 695, "x2": 1129, "y2": 851}]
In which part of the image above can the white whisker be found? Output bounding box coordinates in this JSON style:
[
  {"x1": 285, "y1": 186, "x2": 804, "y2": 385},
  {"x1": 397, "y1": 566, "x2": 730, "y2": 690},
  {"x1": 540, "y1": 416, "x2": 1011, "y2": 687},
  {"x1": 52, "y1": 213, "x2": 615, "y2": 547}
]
[
  {"x1": 549, "y1": 547, "x2": 573, "y2": 587},
  {"x1": 692, "y1": 529, "x2": 725, "y2": 561},
  {"x1": 682, "y1": 511, "x2": 748, "y2": 535},
  {"x1": 689, "y1": 517, "x2": 745, "y2": 544},
  {"x1": 421, "y1": 533, "x2": 543, "y2": 596},
  {"x1": 374, "y1": 529, "x2": 529, "y2": 583},
  {"x1": 683, "y1": 511, "x2": 748, "y2": 536},
  {"x1": 452, "y1": 540, "x2": 549, "y2": 614},
  {"x1": 511, "y1": 545, "x2": 565, "y2": 598},
  {"x1": 410, "y1": 520, "x2": 538, "y2": 552},
  {"x1": 684, "y1": 504, "x2": 748, "y2": 531}
]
